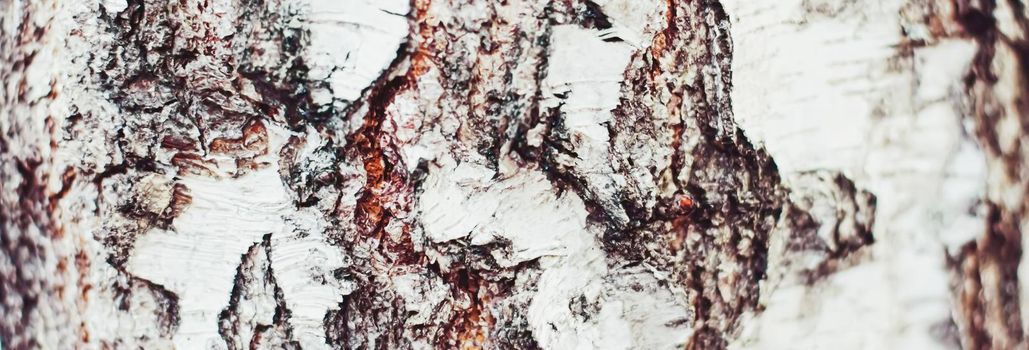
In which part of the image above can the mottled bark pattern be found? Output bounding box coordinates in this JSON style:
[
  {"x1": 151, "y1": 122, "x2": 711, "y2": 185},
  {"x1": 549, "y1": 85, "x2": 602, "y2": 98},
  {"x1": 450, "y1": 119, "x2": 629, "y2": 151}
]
[
  {"x1": 950, "y1": 1, "x2": 1029, "y2": 349},
  {"x1": 3, "y1": 0, "x2": 1029, "y2": 349}
]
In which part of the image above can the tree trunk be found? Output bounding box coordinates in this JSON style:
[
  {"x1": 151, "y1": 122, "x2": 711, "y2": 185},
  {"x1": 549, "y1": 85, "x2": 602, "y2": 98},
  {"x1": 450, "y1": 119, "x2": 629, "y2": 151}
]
[{"x1": 1, "y1": 0, "x2": 1026, "y2": 349}]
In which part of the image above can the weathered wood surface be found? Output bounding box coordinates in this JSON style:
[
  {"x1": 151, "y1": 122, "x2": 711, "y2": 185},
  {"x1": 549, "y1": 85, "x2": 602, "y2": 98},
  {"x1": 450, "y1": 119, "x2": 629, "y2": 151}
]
[{"x1": 1, "y1": 0, "x2": 1027, "y2": 349}]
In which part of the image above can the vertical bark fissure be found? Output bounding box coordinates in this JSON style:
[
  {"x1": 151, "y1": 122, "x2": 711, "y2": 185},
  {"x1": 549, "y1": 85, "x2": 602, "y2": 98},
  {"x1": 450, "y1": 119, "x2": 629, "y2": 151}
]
[{"x1": 950, "y1": 0, "x2": 1029, "y2": 348}]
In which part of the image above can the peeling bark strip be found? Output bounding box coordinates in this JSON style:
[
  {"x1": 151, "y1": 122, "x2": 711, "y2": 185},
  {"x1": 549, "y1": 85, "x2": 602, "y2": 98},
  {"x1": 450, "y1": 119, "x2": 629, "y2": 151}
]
[{"x1": 3, "y1": 0, "x2": 1029, "y2": 349}]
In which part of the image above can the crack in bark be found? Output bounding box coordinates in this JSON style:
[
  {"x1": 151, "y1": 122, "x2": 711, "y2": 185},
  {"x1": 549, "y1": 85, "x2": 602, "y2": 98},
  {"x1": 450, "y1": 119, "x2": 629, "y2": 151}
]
[
  {"x1": 110, "y1": 266, "x2": 181, "y2": 338},
  {"x1": 219, "y1": 234, "x2": 299, "y2": 350}
]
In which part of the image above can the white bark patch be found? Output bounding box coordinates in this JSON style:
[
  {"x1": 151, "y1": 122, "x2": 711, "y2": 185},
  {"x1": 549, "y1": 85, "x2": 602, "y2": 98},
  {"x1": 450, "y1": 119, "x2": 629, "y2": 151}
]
[
  {"x1": 542, "y1": 24, "x2": 636, "y2": 226},
  {"x1": 598, "y1": 268, "x2": 693, "y2": 349},
  {"x1": 302, "y1": 0, "x2": 410, "y2": 109},
  {"x1": 127, "y1": 125, "x2": 346, "y2": 349},
  {"x1": 270, "y1": 228, "x2": 348, "y2": 350},
  {"x1": 725, "y1": 0, "x2": 983, "y2": 348},
  {"x1": 99, "y1": 0, "x2": 128, "y2": 14},
  {"x1": 392, "y1": 271, "x2": 449, "y2": 327},
  {"x1": 419, "y1": 156, "x2": 591, "y2": 267},
  {"x1": 591, "y1": 0, "x2": 665, "y2": 47},
  {"x1": 127, "y1": 167, "x2": 292, "y2": 348}
]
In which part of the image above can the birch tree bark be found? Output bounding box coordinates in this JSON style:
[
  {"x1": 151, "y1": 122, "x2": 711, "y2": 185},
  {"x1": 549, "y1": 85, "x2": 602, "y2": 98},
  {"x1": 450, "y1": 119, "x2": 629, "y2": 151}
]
[{"x1": 1, "y1": 0, "x2": 1028, "y2": 349}]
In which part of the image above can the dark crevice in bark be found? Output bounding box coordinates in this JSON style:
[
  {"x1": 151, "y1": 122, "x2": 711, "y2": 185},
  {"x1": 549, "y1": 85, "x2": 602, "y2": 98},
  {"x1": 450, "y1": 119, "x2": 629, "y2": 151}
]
[
  {"x1": 522, "y1": 1, "x2": 789, "y2": 348},
  {"x1": 219, "y1": 234, "x2": 299, "y2": 350},
  {"x1": 511, "y1": 1, "x2": 790, "y2": 348},
  {"x1": 345, "y1": 53, "x2": 412, "y2": 242},
  {"x1": 536, "y1": 0, "x2": 643, "y2": 235},
  {"x1": 322, "y1": 297, "x2": 352, "y2": 349},
  {"x1": 234, "y1": 0, "x2": 327, "y2": 129},
  {"x1": 676, "y1": 4, "x2": 785, "y2": 347},
  {"x1": 621, "y1": 2, "x2": 785, "y2": 348},
  {"x1": 324, "y1": 1, "x2": 422, "y2": 348},
  {"x1": 110, "y1": 264, "x2": 181, "y2": 337},
  {"x1": 509, "y1": 16, "x2": 552, "y2": 168},
  {"x1": 781, "y1": 172, "x2": 878, "y2": 285},
  {"x1": 219, "y1": 241, "x2": 259, "y2": 350},
  {"x1": 579, "y1": 0, "x2": 613, "y2": 30},
  {"x1": 951, "y1": 0, "x2": 1028, "y2": 348}
]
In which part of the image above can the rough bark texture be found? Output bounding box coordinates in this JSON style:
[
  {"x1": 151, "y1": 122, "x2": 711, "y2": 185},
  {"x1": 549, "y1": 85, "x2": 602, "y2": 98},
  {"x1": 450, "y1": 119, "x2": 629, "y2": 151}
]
[{"x1": 2, "y1": 0, "x2": 1029, "y2": 349}]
